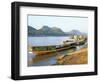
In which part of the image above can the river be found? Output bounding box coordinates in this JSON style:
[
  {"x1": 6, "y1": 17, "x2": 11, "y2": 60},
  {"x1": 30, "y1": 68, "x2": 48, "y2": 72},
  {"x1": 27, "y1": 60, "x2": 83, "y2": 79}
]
[
  {"x1": 28, "y1": 36, "x2": 85, "y2": 66},
  {"x1": 28, "y1": 36, "x2": 70, "y2": 46}
]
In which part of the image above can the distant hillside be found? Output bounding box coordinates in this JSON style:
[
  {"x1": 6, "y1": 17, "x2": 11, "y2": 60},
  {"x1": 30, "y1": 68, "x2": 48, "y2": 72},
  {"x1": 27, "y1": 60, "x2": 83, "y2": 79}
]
[
  {"x1": 67, "y1": 30, "x2": 83, "y2": 35},
  {"x1": 28, "y1": 25, "x2": 66, "y2": 36},
  {"x1": 28, "y1": 25, "x2": 86, "y2": 36},
  {"x1": 28, "y1": 26, "x2": 37, "y2": 36}
]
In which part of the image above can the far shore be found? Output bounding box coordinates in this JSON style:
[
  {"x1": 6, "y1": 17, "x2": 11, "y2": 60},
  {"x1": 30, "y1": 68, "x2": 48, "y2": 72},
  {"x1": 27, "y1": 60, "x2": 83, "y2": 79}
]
[{"x1": 28, "y1": 35, "x2": 70, "y2": 37}]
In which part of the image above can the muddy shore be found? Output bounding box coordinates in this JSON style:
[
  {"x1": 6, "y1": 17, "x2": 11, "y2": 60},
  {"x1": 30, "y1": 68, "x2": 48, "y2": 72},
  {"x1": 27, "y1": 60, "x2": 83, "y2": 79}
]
[{"x1": 56, "y1": 48, "x2": 88, "y2": 65}]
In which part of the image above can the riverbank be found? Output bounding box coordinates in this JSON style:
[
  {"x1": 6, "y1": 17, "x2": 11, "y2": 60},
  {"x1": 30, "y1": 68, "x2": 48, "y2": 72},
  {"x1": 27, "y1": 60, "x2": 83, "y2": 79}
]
[{"x1": 56, "y1": 48, "x2": 88, "y2": 65}]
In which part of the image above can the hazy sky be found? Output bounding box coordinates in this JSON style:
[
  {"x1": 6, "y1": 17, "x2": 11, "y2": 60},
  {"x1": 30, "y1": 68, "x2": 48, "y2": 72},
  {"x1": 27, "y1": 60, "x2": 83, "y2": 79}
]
[{"x1": 28, "y1": 15, "x2": 88, "y2": 33}]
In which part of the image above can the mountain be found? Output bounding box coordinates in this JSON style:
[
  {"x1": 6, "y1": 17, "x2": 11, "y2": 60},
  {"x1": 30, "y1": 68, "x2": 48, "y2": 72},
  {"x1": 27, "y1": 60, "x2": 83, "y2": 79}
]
[
  {"x1": 67, "y1": 30, "x2": 84, "y2": 35},
  {"x1": 37, "y1": 26, "x2": 53, "y2": 35},
  {"x1": 51, "y1": 27, "x2": 66, "y2": 35},
  {"x1": 39, "y1": 26, "x2": 66, "y2": 36},
  {"x1": 28, "y1": 26, "x2": 86, "y2": 36},
  {"x1": 28, "y1": 26, "x2": 37, "y2": 36},
  {"x1": 28, "y1": 25, "x2": 66, "y2": 36}
]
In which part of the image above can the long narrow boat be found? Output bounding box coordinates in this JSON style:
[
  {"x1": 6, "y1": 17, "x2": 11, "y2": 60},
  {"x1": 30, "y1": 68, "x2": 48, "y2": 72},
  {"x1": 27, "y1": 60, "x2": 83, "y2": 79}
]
[
  {"x1": 31, "y1": 37, "x2": 86, "y2": 55},
  {"x1": 31, "y1": 42, "x2": 76, "y2": 55}
]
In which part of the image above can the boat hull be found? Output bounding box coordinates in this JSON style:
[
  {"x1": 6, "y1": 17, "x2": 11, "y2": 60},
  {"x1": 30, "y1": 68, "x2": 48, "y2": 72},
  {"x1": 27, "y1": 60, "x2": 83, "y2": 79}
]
[{"x1": 32, "y1": 46, "x2": 76, "y2": 55}]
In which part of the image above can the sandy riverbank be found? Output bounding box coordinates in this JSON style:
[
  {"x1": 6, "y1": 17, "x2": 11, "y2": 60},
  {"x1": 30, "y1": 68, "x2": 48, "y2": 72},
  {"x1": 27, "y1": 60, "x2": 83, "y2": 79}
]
[{"x1": 56, "y1": 48, "x2": 88, "y2": 65}]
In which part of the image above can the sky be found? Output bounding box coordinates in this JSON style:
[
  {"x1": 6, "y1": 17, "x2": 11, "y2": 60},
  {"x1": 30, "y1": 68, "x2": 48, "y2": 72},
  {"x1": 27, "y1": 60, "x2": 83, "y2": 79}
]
[{"x1": 28, "y1": 15, "x2": 88, "y2": 33}]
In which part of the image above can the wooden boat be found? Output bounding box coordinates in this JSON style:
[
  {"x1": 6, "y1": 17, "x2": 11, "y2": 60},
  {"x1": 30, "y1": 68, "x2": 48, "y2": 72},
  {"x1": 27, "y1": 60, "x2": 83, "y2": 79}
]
[
  {"x1": 63, "y1": 38, "x2": 86, "y2": 46},
  {"x1": 32, "y1": 46, "x2": 56, "y2": 55},
  {"x1": 31, "y1": 42, "x2": 76, "y2": 55},
  {"x1": 31, "y1": 37, "x2": 86, "y2": 55},
  {"x1": 32, "y1": 50, "x2": 56, "y2": 55},
  {"x1": 78, "y1": 39, "x2": 86, "y2": 45}
]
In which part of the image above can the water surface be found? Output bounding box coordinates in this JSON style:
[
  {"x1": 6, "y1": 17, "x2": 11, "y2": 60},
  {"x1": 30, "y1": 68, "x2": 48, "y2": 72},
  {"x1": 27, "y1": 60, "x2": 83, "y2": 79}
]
[{"x1": 28, "y1": 36, "x2": 85, "y2": 66}]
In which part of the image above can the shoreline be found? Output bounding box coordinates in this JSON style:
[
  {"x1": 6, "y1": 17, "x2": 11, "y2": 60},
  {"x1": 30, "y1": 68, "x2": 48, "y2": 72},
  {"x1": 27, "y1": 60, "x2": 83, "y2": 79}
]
[{"x1": 56, "y1": 48, "x2": 88, "y2": 65}]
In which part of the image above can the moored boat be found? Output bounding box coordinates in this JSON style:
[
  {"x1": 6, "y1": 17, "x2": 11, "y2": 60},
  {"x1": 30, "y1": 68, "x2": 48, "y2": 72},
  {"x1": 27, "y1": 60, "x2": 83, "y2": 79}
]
[
  {"x1": 30, "y1": 35, "x2": 87, "y2": 55},
  {"x1": 31, "y1": 42, "x2": 76, "y2": 55}
]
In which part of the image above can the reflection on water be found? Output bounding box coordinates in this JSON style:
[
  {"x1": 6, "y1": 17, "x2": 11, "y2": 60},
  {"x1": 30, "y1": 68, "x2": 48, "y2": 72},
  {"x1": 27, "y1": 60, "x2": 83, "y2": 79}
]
[{"x1": 28, "y1": 48, "x2": 77, "y2": 66}]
